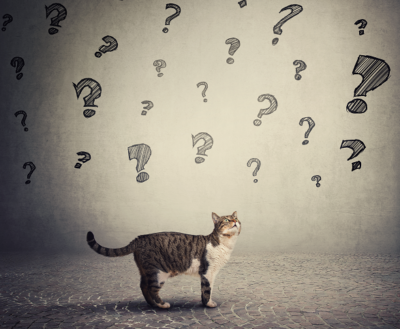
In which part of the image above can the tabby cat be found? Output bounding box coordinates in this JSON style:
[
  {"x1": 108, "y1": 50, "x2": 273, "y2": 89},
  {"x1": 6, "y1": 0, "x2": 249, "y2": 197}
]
[{"x1": 86, "y1": 211, "x2": 241, "y2": 308}]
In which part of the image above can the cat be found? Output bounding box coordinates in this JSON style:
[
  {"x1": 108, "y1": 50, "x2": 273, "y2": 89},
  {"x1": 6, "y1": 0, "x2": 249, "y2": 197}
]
[{"x1": 86, "y1": 211, "x2": 241, "y2": 308}]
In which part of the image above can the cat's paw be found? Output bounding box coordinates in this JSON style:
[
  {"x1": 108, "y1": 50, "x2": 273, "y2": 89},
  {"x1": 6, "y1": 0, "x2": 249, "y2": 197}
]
[
  {"x1": 206, "y1": 300, "x2": 217, "y2": 308},
  {"x1": 157, "y1": 302, "x2": 170, "y2": 309}
]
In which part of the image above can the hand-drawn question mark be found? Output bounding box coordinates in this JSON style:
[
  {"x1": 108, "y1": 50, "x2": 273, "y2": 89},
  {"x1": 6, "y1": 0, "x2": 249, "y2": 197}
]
[
  {"x1": 238, "y1": 0, "x2": 247, "y2": 8},
  {"x1": 95, "y1": 36, "x2": 118, "y2": 58},
  {"x1": 192, "y1": 132, "x2": 213, "y2": 164},
  {"x1": 10, "y1": 57, "x2": 24, "y2": 80},
  {"x1": 2, "y1": 14, "x2": 13, "y2": 31},
  {"x1": 141, "y1": 101, "x2": 154, "y2": 115},
  {"x1": 311, "y1": 175, "x2": 321, "y2": 187},
  {"x1": 73, "y1": 78, "x2": 102, "y2": 118},
  {"x1": 23, "y1": 162, "x2": 35, "y2": 184},
  {"x1": 225, "y1": 38, "x2": 240, "y2": 64},
  {"x1": 128, "y1": 144, "x2": 152, "y2": 183},
  {"x1": 247, "y1": 158, "x2": 261, "y2": 183},
  {"x1": 293, "y1": 60, "x2": 307, "y2": 80},
  {"x1": 340, "y1": 139, "x2": 365, "y2": 171},
  {"x1": 153, "y1": 60, "x2": 166, "y2": 77},
  {"x1": 346, "y1": 55, "x2": 390, "y2": 114},
  {"x1": 355, "y1": 19, "x2": 367, "y2": 35},
  {"x1": 197, "y1": 82, "x2": 208, "y2": 102},
  {"x1": 163, "y1": 3, "x2": 181, "y2": 33},
  {"x1": 253, "y1": 94, "x2": 278, "y2": 126},
  {"x1": 45, "y1": 3, "x2": 67, "y2": 35},
  {"x1": 74, "y1": 152, "x2": 91, "y2": 169},
  {"x1": 14, "y1": 111, "x2": 28, "y2": 131},
  {"x1": 299, "y1": 117, "x2": 315, "y2": 145},
  {"x1": 272, "y1": 4, "x2": 303, "y2": 45}
]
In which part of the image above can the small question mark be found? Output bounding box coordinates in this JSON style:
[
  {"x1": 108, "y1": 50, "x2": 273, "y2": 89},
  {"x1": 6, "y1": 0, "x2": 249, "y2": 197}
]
[
  {"x1": 2, "y1": 14, "x2": 13, "y2": 31},
  {"x1": 141, "y1": 101, "x2": 154, "y2": 115},
  {"x1": 95, "y1": 36, "x2": 118, "y2": 58},
  {"x1": 45, "y1": 3, "x2": 67, "y2": 35},
  {"x1": 192, "y1": 132, "x2": 214, "y2": 164},
  {"x1": 23, "y1": 162, "x2": 36, "y2": 184},
  {"x1": 73, "y1": 78, "x2": 102, "y2": 118},
  {"x1": 10, "y1": 57, "x2": 24, "y2": 80},
  {"x1": 340, "y1": 139, "x2": 365, "y2": 171},
  {"x1": 153, "y1": 60, "x2": 166, "y2": 77},
  {"x1": 247, "y1": 158, "x2": 261, "y2": 183},
  {"x1": 272, "y1": 4, "x2": 303, "y2": 45},
  {"x1": 299, "y1": 117, "x2": 315, "y2": 145},
  {"x1": 128, "y1": 144, "x2": 152, "y2": 183},
  {"x1": 163, "y1": 3, "x2": 181, "y2": 33},
  {"x1": 355, "y1": 19, "x2": 367, "y2": 35},
  {"x1": 225, "y1": 38, "x2": 240, "y2": 64},
  {"x1": 311, "y1": 175, "x2": 321, "y2": 187},
  {"x1": 14, "y1": 111, "x2": 28, "y2": 131},
  {"x1": 293, "y1": 60, "x2": 307, "y2": 80},
  {"x1": 197, "y1": 82, "x2": 208, "y2": 102},
  {"x1": 74, "y1": 152, "x2": 91, "y2": 169},
  {"x1": 253, "y1": 94, "x2": 278, "y2": 126}
]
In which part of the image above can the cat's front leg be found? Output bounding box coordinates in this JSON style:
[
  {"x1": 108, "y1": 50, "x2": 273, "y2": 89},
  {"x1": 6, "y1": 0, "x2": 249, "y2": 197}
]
[{"x1": 200, "y1": 274, "x2": 217, "y2": 307}]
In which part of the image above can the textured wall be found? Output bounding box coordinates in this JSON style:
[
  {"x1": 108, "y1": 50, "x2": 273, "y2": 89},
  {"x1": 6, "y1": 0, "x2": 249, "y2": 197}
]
[{"x1": 1, "y1": 0, "x2": 399, "y2": 254}]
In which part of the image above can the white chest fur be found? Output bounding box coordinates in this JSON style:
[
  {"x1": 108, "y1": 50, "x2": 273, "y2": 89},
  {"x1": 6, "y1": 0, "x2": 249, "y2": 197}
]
[{"x1": 205, "y1": 235, "x2": 238, "y2": 276}]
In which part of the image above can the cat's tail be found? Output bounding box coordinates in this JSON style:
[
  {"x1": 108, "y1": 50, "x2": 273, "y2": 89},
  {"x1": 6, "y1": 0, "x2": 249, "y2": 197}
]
[{"x1": 86, "y1": 231, "x2": 133, "y2": 257}]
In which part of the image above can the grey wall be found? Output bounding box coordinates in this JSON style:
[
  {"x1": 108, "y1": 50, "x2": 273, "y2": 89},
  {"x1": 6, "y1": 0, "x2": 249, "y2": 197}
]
[{"x1": 1, "y1": 0, "x2": 399, "y2": 255}]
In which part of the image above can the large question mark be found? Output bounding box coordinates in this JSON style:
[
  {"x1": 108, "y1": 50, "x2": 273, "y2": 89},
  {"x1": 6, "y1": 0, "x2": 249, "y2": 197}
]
[
  {"x1": 311, "y1": 175, "x2": 321, "y2": 187},
  {"x1": 74, "y1": 152, "x2": 91, "y2": 169},
  {"x1": 225, "y1": 38, "x2": 240, "y2": 64},
  {"x1": 355, "y1": 19, "x2": 367, "y2": 35},
  {"x1": 141, "y1": 101, "x2": 154, "y2": 115},
  {"x1": 94, "y1": 36, "x2": 118, "y2": 58},
  {"x1": 128, "y1": 144, "x2": 152, "y2": 183},
  {"x1": 340, "y1": 139, "x2": 365, "y2": 171},
  {"x1": 253, "y1": 94, "x2": 278, "y2": 126},
  {"x1": 272, "y1": 4, "x2": 303, "y2": 45},
  {"x1": 10, "y1": 57, "x2": 24, "y2": 80},
  {"x1": 23, "y1": 162, "x2": 36, "y2": 184},
  {"x1": 73, "y1": 78, "x2": 102, "y2": 118},
  {"x1": 163, "y1": 3, "x2": 181, "y2": 33},
  {"x1": 153, "y1": 59, "x2": 166, "y2": 77},
  {"x1": 293, "y1": 60, "x2": 307, "y2": 80},
  {"x1": 299, "y1": 117, "x2": 315, "y2": 145},
  {"x1": 197, "y1": 82, "x2": 208, "y2": 102},
  {"x1": 247, "y1": 158, "x2": 261, "y2": 183},
  {"x1": 346, "y1": 55, "x2": 390, "y2": 114},
  {"x1": 45, "y1": 3, "x2": 67, "y2": 35},
  {"x1": 14, "y1": 111, "x2": 28, "y2": 131},
  {"x1": 192, "y1": 132, "x2": 214, "y2": 164},
  {"x1": 2, "y1": 14, "x2": 13, "y2": 31}
]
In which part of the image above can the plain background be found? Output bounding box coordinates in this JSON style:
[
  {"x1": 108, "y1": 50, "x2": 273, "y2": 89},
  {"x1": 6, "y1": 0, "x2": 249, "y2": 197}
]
[{"x1": 0, "y1": 0, "x2": 399, "y2": 255}]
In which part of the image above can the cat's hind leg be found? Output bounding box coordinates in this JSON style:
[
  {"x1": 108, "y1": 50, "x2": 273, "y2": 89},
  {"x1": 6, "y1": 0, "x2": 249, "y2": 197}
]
[{"x1": 148, "y1": 271, "x2": 170, "y2": 308}]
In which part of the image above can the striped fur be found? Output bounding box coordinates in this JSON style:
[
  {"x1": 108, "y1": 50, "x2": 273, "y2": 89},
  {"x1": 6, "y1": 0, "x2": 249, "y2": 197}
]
[{"x1": 86, "y1": 211, "x2": 241, "y2": 308}]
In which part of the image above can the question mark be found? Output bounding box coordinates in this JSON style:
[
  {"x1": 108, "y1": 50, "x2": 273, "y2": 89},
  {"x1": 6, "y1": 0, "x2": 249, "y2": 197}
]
[
  {"x1": 73, "y1": 78, "x2": 102, "y2": 118},
  {"x1": 23, "y1": 162, "x2": 36, "y2": 184},
  {"x1": 299, "y1": 117, "x2": 315, "y2": 145},
  {"x1": 311, "y1": 175, "x2": 321, "y2": 187},
  {"x1": 293, "y1": 60, "x2": 307, "y2": 80},
  {"x1": 225, "y1": 38, "x2": 240, "y2": 64},
  {"x1": 197, "y1": 82, "x2": 208, "y2": 102},
  {"x1": 163, "y1": 3, "x2": 181, "y2": 33},
  {"x1": 45, "y1": 3, "x2": 67, "y2": 35},
  {"x1": 340, "y1": 140, "x2": 365, "y2": 171},
  {"x1": 192, "y1": 132, "x2": 214, "y2": 164},
  {"x1": 95, "y1": 35, "x2": 118, "y2": 58},
  {"x1": 141, "y1": 101, "x2": 154, "y2": 115},
  {"x1": 247, "y1": 158, "x2": 261, "y2": 183},
  {"x1": 272, "y1": 4, "x2": 303, "y2": 45},
  {"x1": 355, "y1": 19, "x2": 367, "y2": 35},
  {"x1": 10, "y1": 57, "x2": 24, "y2": 80},
  {"x1": 253, "y1": 94, "x2": 278, "y2": 126},
  {"x1": 74, "y1": 152, "x2": 91, "y2": 169},
  {"x1": 153, "y1": 60, "x2": 166, "y2": 77},
  {"x1": 128, "y1": 144, "x2": 152, "y2": 183},
  {"x1": 14, "y1": 111, "x2": 28, "y2": 132},
  {"x1": 2, "y1": 14, "x2": 13, "y2": 31}
]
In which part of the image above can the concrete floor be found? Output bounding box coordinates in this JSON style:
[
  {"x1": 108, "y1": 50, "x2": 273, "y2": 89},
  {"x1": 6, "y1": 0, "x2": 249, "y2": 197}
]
[{"x1": 1, "y1": 251, "x2": 400, "y2": 328}]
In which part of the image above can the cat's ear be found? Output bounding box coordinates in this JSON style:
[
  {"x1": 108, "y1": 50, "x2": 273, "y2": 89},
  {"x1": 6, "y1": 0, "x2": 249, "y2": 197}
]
[
  {"x1": 232, "y1": 211, "x2": 237, "y2": 220},
  {"x1": 212, "y1": 212, "x2": 220, "y2": 225}
]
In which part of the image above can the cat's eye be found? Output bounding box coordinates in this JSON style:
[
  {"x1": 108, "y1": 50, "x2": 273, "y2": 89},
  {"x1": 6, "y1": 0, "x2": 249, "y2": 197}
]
[{"x1": 224, "y1": 218, "x2": 229, "y2": 222}]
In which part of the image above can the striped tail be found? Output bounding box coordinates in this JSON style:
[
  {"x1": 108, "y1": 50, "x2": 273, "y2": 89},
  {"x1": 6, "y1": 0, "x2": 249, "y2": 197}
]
[{"x1": 87, "y1": 231, "x2": 133, "y2": 257}]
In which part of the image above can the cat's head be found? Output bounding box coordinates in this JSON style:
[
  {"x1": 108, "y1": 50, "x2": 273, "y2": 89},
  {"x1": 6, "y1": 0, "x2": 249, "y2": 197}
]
[{"x1": 212, "y1": 211, "x2": 241, "y2": 237}]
